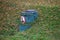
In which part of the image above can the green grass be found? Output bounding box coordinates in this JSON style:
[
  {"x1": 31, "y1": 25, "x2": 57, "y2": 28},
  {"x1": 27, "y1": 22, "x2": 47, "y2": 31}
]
[
  {"x1": 0, "y1": 0, "x2": 60, "y2": 40},
  {"x1": 0, "y1": 5, "x2": 60, "y2": 40}
]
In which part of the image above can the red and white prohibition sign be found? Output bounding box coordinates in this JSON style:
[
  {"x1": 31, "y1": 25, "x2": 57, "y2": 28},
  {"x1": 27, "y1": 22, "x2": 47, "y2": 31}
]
[{"x1": 21, "y1": 16, "x2": 26, "y2": 24}]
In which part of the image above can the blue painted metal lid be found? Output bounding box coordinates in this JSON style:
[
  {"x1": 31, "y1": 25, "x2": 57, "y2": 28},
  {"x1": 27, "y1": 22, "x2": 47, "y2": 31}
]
[{"x1": 21, "y1": 10, "x2": 38, "y2": 16}]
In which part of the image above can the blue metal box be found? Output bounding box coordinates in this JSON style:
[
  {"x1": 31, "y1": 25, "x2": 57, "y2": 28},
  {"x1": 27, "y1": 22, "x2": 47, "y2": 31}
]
[{"x1": 19, "y1": 10, "x2": 38, "y2": 31}]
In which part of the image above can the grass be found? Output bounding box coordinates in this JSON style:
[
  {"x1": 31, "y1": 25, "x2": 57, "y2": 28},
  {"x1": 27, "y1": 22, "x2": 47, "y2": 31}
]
[
  {"x1": 0, "y1": 5, "x2": 60, "y2": 40},
  {"x1": 0, "y1": 0, "x2": 60, "y2": 40}
]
